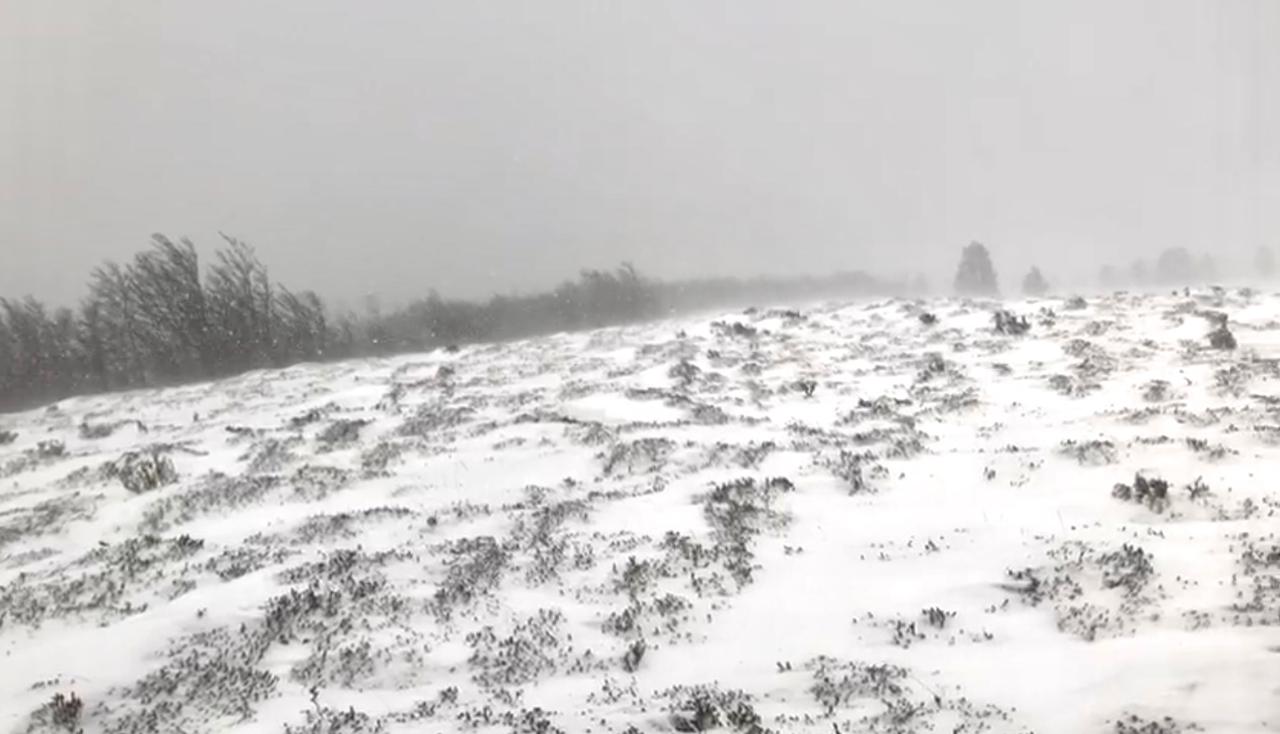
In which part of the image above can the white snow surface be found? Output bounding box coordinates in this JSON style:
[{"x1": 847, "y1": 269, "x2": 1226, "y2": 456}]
[{"x1": 2, "y1": 290, "x2": 1279, "y2": 733}]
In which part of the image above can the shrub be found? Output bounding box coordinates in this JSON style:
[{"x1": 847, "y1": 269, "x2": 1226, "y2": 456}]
[
  {"x1": 317, "y1": 418, "x2": 370, "y2": 448},
  {"x1": 621, "y1": 638, "x2": 646, "y2": 673},
  {"x1": 993, "y1": 310, "x2": 1030, "y2": 336},
  {"x1": 108, "y1": 450, "x2": 178, "y2": 493},
  {"x1": 36, "y1": 440, "x2": 66, "y2": 458},
  {"x1": 1112, "y1": 473, "x2": 1171, "y2": 513},
  {"x1": 1208, "y1": 323, "x2": 1237, "y2": 350},
  {"x1": 27, "y1": 692, "x2": 84, "y2": 733}
]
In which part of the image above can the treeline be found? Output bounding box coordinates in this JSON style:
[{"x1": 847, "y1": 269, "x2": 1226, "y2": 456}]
[
  {"x1": 1, "y1": 236, "x2": 330, "y2": 412},
  {"x1": 0, "y1": 235, "x2": 893, "y2": 412},
  {"x1": 1098, "y1": 246, "x2": 1276, "y2": 289}
]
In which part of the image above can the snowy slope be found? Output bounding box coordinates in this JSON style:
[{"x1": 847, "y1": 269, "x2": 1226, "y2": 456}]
[{"x1": 2, "y1": 289, "x2": 1279, "y2": 734}]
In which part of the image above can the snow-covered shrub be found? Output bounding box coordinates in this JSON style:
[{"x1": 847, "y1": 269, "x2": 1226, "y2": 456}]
[
  {"x1": 602, "y1": 438, "x2": 675, "y2": 476},
  {"x1": 37, "y1": 440, "x2": 65, "y2": 458},
  {"x1": 710, "y1": 321, "x2": 758, "y2": 339},
  {"x1": 1208, "y1": 322, "x2": 1237, "y2": 350},
  {"x1": 993, "y1": 310, "x2": 1030, "y2": 335},
  {"x1": 1059, "y1": 439, "x2": 1118, "y2": 466},
  {"x1": 661, "y1": 685, "x2": 764, "y2": 733},
  {"x1": 1112, "y1": 473, "x2": 1171, "y2": 513},
  {"x1": 25, "y1": 692, "x2": 83, "y2": 734},
  {"x1": 242, "y1": 437, "x2": 299, "y2": 474},
  {"x1": 1142, "y1": 380, "x2": 1172, "y2": 402},
  {"x1": 466, "y1": 609, "x2": 567, "y2": 689},
  {"x1": 108, "y1": 450, "x2": 178, "y2": 493},
  {"x1": 316, "y1": 418, "x2": 369, "y2": 448},
  {"x1": 1111, "y1": 713, "x2": 1203, "y2": 734}
]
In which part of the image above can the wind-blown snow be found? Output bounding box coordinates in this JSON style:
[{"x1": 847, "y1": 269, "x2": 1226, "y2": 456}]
[{"x1": 2, "y1": 290, "x2": 1278, "y2": 734}]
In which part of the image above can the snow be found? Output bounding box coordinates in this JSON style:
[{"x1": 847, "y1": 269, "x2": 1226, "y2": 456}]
[{"x1": 1, "y1": 290, "x2": 1278, "y2": 733}]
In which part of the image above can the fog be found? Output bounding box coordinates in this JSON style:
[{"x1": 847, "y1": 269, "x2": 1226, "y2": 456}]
[{"x1": 3, "y1": 0, "x2": 1278, "y2": 307}]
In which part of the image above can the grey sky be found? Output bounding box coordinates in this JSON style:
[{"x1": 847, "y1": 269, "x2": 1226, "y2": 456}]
[{"x1": 3, "y1": 1, "x2": 1278, "y2": 307}]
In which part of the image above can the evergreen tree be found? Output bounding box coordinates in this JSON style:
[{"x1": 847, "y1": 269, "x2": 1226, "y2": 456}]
[
  {"x1": 1022, "y1": 267, "x2": 1049, "y2": 296},
  {"x1": 953, "y1": 241, "x2": 999, "y2": 296},
  {"x1": 1155, "y1": 247, "x2": 1194, "y2": 284}
]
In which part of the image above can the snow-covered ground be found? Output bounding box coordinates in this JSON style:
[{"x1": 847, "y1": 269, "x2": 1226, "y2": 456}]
[{"x1": 2, "y1": 289, "x2": 1279, "y2": 734}]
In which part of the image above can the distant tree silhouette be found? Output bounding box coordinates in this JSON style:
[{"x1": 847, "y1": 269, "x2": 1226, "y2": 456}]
[
  {"x1": 953, "y1": 241, "x2": 999, "y2": 296},
  {"x1": 1022, "y1": 267, "x2": 1049, "y2": 296},
  {"x1": 1098, "y1": 265, "x2": 1118, "y2": 289},
  {"x1": 1155, "y1": 247, "x2": 1194, "y2": 284},
  {"x1": 1128, "y1": 259, "x2": 1150, "y2": 286},
  {"x1": 1255, "y1": 247, "x2": 1276, "y2": 279}
]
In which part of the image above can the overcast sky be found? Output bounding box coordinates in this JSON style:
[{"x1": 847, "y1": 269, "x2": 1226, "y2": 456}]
[{"x1": 2, "y1": 1, "x2": 1278, "y2": 307}]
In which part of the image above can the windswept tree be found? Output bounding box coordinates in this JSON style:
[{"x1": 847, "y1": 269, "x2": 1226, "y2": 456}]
[
  {"x1": 86, "y1": 262, "x2": 146, "y2": 388},
  {"x1": 0, "y1": 311, "x2": 13, "y2": 403},
  {"x1": 205, "y1": 234, "x2": 275, "y2": 370},
  {"x1": 129, "y1": 235, "x2": 212, "y2": 378},
  {"x1": 1022, "y1": 267, "x2": 1049, "y2": 296},
  {"x1": 77, "y1": 297, "x2": 109, "y2": 392},
  {"x1": 953, "y1": 241, "x2": 999, "y2": 296},
  {"x1": 274, "y1": 287, "x2": 327, "y2": 363}
]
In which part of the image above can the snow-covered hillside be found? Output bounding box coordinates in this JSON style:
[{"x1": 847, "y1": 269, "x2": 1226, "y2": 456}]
[{"x1": 2, "y1": 290, "x2": 1279, "y2": 734}]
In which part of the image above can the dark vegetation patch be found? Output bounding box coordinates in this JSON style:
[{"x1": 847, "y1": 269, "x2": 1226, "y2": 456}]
[
  {"x1": 602, "y1": 438, "x2": 676, "y2": 477},
  {"x1": 1002, "y1": 541, "x2": 1159, "y2": 641},
  {"x1": 0, "y1": 534, "x2": 206, "y2": 628},
  {"x1": 0, "y1": 493, "x2": 98, "y2": 549},
  {"x1": 1059, "y1": 439, "x2": 1119, "y2": 465},
  {"x1": 141, "y1": 473, "x2": 281, "y2": 532},
  {"x1": 1112, "y1": 473, "x2": 1172, "y2": 513}
]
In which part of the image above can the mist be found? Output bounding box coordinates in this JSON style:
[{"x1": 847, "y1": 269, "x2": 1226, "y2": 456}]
[{"x1": 3, "y1": 0, "x2": 1278, "y2": 307}]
